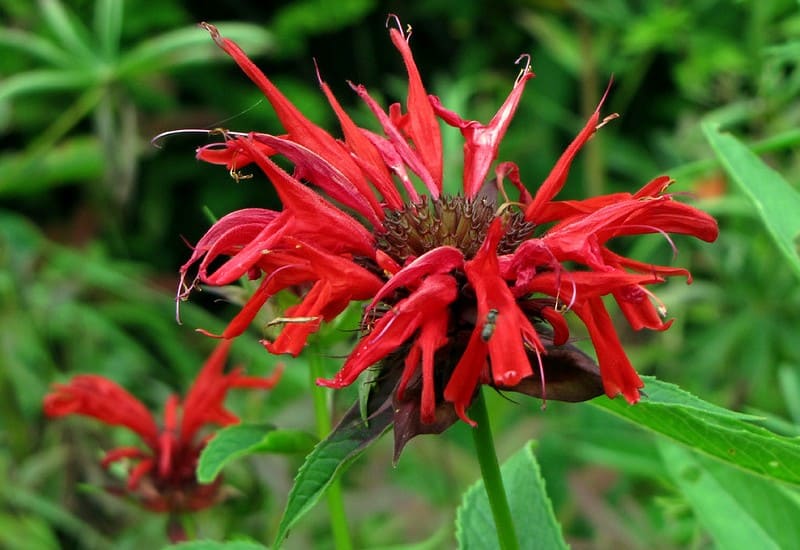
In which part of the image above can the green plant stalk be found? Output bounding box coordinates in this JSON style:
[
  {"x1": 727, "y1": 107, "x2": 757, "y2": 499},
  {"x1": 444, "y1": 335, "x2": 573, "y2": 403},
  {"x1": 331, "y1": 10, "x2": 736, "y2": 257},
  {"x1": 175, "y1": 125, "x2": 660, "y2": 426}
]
[
  {"x1": 308, "y1": 351, "x2": 353, "y2": 550},
  {"x1": 470, "y1": 389, "x2": 520, "y2": 550}
]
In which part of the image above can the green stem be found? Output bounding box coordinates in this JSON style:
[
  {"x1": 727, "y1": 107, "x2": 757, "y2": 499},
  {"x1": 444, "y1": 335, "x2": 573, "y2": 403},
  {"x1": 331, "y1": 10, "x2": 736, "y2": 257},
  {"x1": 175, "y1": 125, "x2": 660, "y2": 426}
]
[
  {"x1": 470, "y1": 389, "x2": 520, "y2": 550},
  {"x1": 308, "y1": 351, "x2": 353, "y2": 550}
]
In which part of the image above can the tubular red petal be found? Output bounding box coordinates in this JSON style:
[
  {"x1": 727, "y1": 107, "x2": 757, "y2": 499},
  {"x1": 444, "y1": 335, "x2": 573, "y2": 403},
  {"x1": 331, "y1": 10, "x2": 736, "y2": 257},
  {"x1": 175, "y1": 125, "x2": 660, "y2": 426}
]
[
  {"x1": 367, "y1": 246, "x2": 464, "y2": 311},
  {"x1": 201, "y1": 23, "x2": 372, "y2": 200},
  {"x1": 416, "y1": 309, "x2": 450, "y2": 424},
  {"x1": 235, "y1": 136, "x2": 375, "y2": 255},
  {"x1": 252, "y1": 133, "x2": 382, "y2": 227},
  {"x1": 351, "y1": 83, "x2": 438, "y2": 198},
  {"x1": 445, "y1": 219, "x2": 543, "y2": 416},
  {"x1": 431, "y1": 67, "x2": 533, "y2": 198},
  {"x1": 388, "y1": 27, "x2": 443, "y2": 190},
  {"x1": 318, "y1": 75, "x2": 400, "y2": 211},
  {"x1": 319, "y1": 274, "x2": 457, "y2": 388},
  {"x1": 443, "y1": 328, "x2": 487, "y2": 426},
  {"x1": 43, "y1": 375, "x2": 159, "y2": 448},
  {"x1": 525, "y1": 87, "x2": 612, "y2": 222},
  {"x1": 573, "y1": 297, "x2": 644, "y2": 403},
  {"x1": 179, "y1": 339, "x2": 270, "y2": 441}
]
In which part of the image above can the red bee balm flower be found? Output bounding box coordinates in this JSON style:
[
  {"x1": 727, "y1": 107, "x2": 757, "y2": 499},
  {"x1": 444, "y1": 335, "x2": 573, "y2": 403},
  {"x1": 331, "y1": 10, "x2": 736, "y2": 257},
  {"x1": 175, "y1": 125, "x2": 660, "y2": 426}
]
[
  {"x1": 179, "y1": 21, "x2": 717, "y2": 446},
  {"x1": 43, "y1": 340, "x2": 282, "y2": 515}
]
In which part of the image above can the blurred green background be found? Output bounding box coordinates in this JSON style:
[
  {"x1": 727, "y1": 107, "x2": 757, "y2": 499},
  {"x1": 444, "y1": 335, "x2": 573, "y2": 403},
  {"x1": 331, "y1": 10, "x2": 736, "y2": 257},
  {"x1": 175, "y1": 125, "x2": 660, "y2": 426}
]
[{"x1": 2, "y1": 0, "x2": 800, "y2": 548}]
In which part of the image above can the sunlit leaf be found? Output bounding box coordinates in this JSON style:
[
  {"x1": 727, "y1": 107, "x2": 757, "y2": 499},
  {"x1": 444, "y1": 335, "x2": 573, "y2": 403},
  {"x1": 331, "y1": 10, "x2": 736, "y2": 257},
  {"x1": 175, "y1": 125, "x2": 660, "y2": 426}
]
[
  {"x1": 197, "y1": 424, "x2": 317, "y2": 483},
  {"x1": 0, "y1": 28, "x2": 72, "y2": 66},
  {"x1": 0, "y1": 69, "x2": 96, "y2": 102},
  {"x1": 592, "y1": 376, "x2": 800, "y2": 486},
  {"x1": 0, "y1": 136, "x2": 103, "y2": 195},
  {"x1": 659, "y1": 441, "x2": 800, "y2": 550},
  {"x1": 117, "y1": 23, "x2": 273, "y2": 77},
  {"x1": 703, "y1": 122, "x2": 800, "y2": 279},
  {"x1": 273, "y1": 396, "x2": 394, "y2": 547},
  {"x1": 39, "y1": 0, "x2": 96, "y2": 62},
  {"x1": 93, "y1": 0, "x2": 122, "y2": 61},
  {"x1": 457, "y1": 441, "x2": 567, "y2": 550}
]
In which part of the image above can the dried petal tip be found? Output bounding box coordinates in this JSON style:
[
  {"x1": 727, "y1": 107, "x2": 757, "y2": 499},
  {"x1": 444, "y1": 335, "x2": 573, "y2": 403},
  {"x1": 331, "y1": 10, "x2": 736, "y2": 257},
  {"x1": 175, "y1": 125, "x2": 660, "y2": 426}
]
[{"x1": 199, "y1": 22, "x2": 221, "y2": 42}]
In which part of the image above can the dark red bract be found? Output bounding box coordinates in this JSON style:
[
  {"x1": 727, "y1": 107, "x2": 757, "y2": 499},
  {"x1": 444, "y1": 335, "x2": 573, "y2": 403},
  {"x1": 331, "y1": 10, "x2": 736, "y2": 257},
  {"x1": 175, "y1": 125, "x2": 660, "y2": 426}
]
[{"x1": 178, "y1": 20, "x2": 718, "y2": 432}]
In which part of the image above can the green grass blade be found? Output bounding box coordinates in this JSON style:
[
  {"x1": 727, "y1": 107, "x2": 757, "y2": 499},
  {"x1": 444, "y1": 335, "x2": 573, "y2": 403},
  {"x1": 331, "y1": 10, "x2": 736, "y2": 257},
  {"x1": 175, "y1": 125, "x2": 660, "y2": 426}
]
[
  {"x1": 0, "y1": 28, "x2": 72, "y2": 66},
  {"x1": 93, "y1": 0, "x2": 123, "y2": 60},
  {"x1": 39, "y1": 0, "x2": 97, "y2": 62}
]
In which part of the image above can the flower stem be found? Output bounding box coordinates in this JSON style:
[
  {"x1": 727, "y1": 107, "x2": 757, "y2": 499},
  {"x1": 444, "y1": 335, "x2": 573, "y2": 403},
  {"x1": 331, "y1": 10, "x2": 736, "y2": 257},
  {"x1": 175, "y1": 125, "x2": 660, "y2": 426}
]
[
  {"x1": 470, "y1": 389, "x2": 520, "y2": 550},
  {"x1": 309, "y1": 351, "x2": 353, "y2": 550}
]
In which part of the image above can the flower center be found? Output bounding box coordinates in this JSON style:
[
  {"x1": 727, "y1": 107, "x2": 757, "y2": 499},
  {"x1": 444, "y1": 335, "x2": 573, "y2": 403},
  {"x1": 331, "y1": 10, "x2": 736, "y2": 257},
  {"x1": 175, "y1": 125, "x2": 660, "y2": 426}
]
[{"x1": 376, "y1": 195, "x2": 535, "y2": 262}]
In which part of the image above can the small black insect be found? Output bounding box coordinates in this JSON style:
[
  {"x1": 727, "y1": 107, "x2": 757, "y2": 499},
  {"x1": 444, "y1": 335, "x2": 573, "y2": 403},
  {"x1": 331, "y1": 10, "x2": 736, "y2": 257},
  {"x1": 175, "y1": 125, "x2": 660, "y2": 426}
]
[{"x1": 481, "y1": 308, "x2": 499, "y2": 342}]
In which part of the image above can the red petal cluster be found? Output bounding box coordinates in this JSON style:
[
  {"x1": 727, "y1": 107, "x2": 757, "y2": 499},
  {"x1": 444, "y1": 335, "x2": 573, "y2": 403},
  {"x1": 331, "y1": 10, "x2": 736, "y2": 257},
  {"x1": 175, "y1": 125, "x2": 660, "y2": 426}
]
[
  {"x1": 180, "y1": 22, "x2": 718, "y2": 426},
  {"x1": 43, "y1": 340, "x2": 282, "y2": 513}
]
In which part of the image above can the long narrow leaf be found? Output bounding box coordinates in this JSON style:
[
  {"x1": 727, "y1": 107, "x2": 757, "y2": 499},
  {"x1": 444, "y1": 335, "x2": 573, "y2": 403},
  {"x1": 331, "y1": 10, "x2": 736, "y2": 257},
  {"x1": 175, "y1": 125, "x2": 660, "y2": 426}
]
[
  {"x1": 659, "y1": 441, "x2": 800, "y2": 550},
  {"x1": 117, "y1": 23, "x2": 273, "y2": 78},
  {"x1": 703, "y1": 122, "x2": 800, "y2": 279},
  {"x1": 0, "y1": 29, "x2": 72, "y2": 66},
  {"x1": 39, "y1": 0, "x2": 96, "y2": 62},
  {"x1": 93, "y1": 0, "x2": 123, "y2": 60},
  {"x1": 592, "y1": 376, "x2": 800, "y2": 486},
  {"x1": 0, "y1": 69, "x2": 96, "y2": 102}
]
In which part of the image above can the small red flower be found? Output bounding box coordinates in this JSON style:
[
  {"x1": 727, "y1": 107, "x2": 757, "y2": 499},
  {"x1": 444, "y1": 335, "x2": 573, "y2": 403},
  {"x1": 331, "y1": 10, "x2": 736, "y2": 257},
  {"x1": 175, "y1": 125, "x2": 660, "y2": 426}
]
[
  {"x1": 177, "y1": 20, "x2": 717, "y2": 449},
  {"x1": 43, "y1": 340, "x2": 282, "y2": 517}
]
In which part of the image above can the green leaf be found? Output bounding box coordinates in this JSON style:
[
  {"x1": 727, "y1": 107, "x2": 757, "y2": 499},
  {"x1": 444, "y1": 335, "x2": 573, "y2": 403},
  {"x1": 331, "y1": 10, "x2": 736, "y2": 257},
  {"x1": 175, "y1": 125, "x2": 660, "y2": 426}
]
[
  {"x1": 456, "y1": 441, "x2": 568, "y2": 550},
  {"x1": 659, "y1": 441, "x2": 800, "y2": 550},
  {"x1": 273, "y1": 397, "x2": 394, "y2": 548},
  {"x1": 0, "y1": 513, "x2": 60, "y2": 550},
  {"x1": 93, "y1": 0, "x2": 123, "y2": 60},
  {"x1": 164, "y1": 540, "x2": 268, "y2": 550},
  {"x1": 0, "y1": 69, "x2": 96, "y2": 102},
  {"x1": 197, "y1": 424, "x2": 316, "y2": 483},
  {"x1": 0, "y1": 28, "x2": 72, "y2": 66},
  {"x1": 591, "y1": 376, "x2": 800, "y2": 486},
  {"x1": 703, "y1": 122, "x2": 800, "y2": 279},
  {"x1": 117, "y1": 23, "x2": 273, "y2": 78},
  {"x1": 0, "y1": 136, "x2": 104, "y2": 196},
  {"x1": 39, "y1": 0, "x2": 96, "y2": 63}
]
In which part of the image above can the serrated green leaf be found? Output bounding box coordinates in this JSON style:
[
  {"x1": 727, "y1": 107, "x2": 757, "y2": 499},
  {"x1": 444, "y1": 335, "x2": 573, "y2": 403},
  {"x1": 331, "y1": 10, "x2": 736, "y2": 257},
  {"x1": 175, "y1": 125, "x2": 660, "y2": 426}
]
[
  {"x1": 592, "y1": 376, "x2": 800, "y2": 486},
  {"x1": 703, "y1": 122, "x2": 800, "y2": 279},
  {"x1": 199, "y1": 424, "x2": 272, "y2": 483},
  {"x1": 273, "y1": 397, "x2": 394, "y2": 547},
  {"x1": 659, "y1": 441, "x2": 800, "y2": 550},
  {"x1": 164, "y1": 540, "x2": 268, "y2": 550},
  {"x1": 456, "y1": 441, "x2": 567, "y2": 550}
]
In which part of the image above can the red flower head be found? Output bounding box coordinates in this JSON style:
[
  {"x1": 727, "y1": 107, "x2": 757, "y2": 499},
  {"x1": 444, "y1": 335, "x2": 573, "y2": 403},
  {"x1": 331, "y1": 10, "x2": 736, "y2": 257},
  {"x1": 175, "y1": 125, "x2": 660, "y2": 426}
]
[
  {"x1": 43, "y1": 340, "x2": 282, "y2": 516},
  {"x1": 177, "y1": 20, "x2": 717, "y2": 452}
]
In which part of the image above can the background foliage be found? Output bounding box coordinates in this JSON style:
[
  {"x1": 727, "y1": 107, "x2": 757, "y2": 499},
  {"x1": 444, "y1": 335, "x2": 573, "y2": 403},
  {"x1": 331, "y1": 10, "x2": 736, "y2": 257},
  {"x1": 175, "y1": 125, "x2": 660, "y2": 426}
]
[{"x1": 2, "y1": 0, "x2": 800, "y2": 548}]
